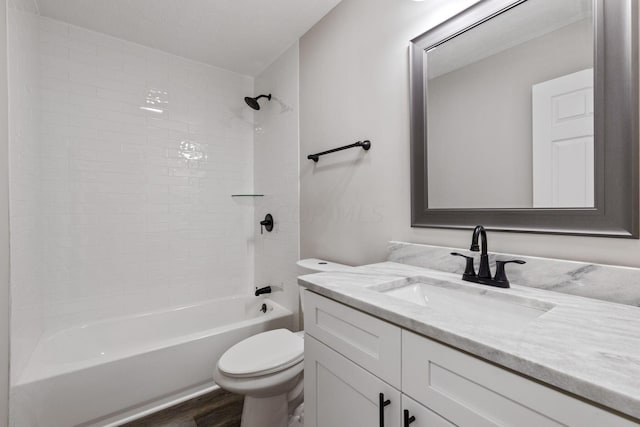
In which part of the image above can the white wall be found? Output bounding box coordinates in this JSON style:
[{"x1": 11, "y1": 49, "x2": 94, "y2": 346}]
[
  {"x1": 8, "y1": 14, "x2": 257, "y2": 382},
  {"x1": 299, "y1": 0, "x2": 640, "y2": 269},
  {"x1": 0, "y1": 0, "x2": 11, "y2": 424},
  {"x1": 254, "y1": 42, "x2": 300, "y2": 328}
]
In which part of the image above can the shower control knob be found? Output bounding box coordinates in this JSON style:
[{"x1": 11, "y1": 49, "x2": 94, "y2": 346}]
[{"x1": 260, "y1": 214, "x2": 274, "y2": 234}]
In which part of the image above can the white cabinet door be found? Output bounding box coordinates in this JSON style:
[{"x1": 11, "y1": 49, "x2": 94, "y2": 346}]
[
  {"x1": 402, "y1": 330, "x2": 636, "y2": 427},
  {"x1": 305, "y1": 335, "x2": 401, "y2": 427},
  {"x1": 532, "y1": 68, "x2": 594, "y2": 208},
  {"x1": 304, "y1": 290, "x2": 402, "y2": 387},
  {"x1": 402, "y1": 394, "x2": 456, "y2": 427}
]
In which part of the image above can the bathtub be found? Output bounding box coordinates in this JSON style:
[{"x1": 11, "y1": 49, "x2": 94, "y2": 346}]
[{"x1": 11, "y1": 296, "x2": 292, "y2": 427}]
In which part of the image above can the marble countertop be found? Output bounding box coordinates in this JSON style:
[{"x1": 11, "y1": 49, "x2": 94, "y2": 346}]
[{"x1": 298, "y1": 262, "x2": 640, "y2": 421}]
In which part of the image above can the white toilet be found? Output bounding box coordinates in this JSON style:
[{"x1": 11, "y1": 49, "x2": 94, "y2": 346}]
[{"x1": 213, "y1": 258, "x2": 353, "y2": 427}]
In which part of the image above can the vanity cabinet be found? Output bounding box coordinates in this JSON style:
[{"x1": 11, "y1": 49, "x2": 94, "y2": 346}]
[
  {"x1": 305, "y1": 335, "x2": 401, "y2": 427},
  {"x1": 304, "y1": 290, "x2": 638, "y2": 427}
]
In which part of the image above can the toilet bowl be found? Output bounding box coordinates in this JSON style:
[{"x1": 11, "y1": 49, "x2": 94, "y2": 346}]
[
  {"x1": 213, "y1": 258, "x2": 353, "y2": 427},
  {"x1": 213, "y1": 329, "x2": 305, "y2": 427}
]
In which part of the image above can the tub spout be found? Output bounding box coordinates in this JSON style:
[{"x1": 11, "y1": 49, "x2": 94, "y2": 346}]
[{"x1": 255, "y1": 286, "x2": 272, "y2": 296}]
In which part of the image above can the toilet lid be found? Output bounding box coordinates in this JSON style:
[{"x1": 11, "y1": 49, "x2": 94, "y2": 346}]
[{"x1": 218, "y1": 329, "x2": 304, "y2": 378}]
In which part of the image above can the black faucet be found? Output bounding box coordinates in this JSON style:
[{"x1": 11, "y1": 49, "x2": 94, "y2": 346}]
[
  {"x1": 471, "y1": 225, "x2": 491, "y2": 280},
  {"x1": 451, "y1": 225, "x2": 525, "y2": 288},
  {"x1": 255, "y1": 285, "x2": 272, "y2": 296}
]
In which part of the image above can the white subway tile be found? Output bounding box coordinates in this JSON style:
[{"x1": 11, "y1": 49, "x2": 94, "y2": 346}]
[{"x1": 9, "y1": 14, "x2": 259, "y2": 384}]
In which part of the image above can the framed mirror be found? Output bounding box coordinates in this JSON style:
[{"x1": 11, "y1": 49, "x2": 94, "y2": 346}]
[{"x1": 410, "y1": 0, "x2": 638, "y2": 237}]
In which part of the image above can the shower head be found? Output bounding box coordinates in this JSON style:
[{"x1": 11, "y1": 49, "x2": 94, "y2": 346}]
[{"x1": 244, "y1": 94, "x2": 272, "y2": 111}]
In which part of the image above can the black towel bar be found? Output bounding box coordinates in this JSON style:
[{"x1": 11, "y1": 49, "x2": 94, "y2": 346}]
[{"x1": 307, "y1": 140, "x2": 371, "y2": 162}]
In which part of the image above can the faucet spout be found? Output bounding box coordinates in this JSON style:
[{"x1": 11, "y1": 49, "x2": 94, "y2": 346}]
[
  {"x1": 255, "y1": 286, "x2": 272, "y2": 296},
  {"x1": 470, "y1": 225, "x2": 491, "y2": 279},
  {"x1": 471, "y1": 225, "x2": 487, "y2": 254}
]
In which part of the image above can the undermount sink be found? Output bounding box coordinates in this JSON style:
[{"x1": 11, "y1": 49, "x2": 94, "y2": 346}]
[{"x1": 380, "y1": 276, "x2": 554, "y2": 333}]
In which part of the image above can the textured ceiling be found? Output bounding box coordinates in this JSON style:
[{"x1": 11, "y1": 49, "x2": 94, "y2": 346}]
[{"x1": 36, "y1": 0, "x2": 342, "y2": 76}]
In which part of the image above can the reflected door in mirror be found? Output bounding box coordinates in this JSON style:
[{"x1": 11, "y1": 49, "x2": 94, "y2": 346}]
[{"x1": 532, "y1": 68, "x2": 594, "y2": 208}]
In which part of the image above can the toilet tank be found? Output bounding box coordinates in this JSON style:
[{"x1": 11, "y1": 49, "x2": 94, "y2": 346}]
[{"x1": 296, "y1": 258, "x2": 353, "y2": 314}]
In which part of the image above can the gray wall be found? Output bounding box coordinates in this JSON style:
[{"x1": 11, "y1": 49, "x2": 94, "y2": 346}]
[
  {"x1": 299, "y1": 0, "x2": 640, "y2": 269},
  {"x1": 0, "y1": 0, "x2": 10, "y2": 424},
  {"x1": 428, "y1": 19, "x2": 592, "y2": 208}
]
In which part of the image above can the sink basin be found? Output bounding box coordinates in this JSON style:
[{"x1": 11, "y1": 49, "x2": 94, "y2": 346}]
[{"x1": 381, "y1": 276, "x2": 554, "y2": 333}]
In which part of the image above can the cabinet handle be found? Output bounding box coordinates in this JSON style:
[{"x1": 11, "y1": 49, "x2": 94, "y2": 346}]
[
  {"x1": 404, "y1": 409, "x2": 416, "y2": 426},
  {"x1": 379, "y1": 393, "x2": 391, "y2": 427}
]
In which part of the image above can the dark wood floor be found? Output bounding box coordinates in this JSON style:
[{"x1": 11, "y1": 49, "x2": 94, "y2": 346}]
[{"x1": 121, "y1": 388, "x2": 244, "y2": 427}]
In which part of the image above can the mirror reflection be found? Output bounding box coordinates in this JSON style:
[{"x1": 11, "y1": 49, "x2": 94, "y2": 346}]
[{"x1": 426, "y1": 0, "x2": 594, "y2": 209}]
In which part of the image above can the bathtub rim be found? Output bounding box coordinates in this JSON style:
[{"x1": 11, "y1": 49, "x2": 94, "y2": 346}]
[{"x1": 16, "y1": 295, "x2": 291, "y2": 386}]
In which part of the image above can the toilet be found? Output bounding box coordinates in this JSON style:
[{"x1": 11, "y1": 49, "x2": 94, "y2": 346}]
[{"x1": 213, "y1": 258, "x2": 353, "y2": 427}]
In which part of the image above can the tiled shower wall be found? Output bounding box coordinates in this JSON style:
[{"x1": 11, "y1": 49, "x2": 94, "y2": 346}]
[
  {"x1": 9, "y1": 11, "x2": 257, "y2": 381},
  {"x1": 36, "y1": 18, "x2": 256, "y2": 319},
  {"x1": 254, "y1": 42, "x2": 300, "y2": 328},
  {"x1": 8, "y1": 0, "x2": 42, "y2": 383}
]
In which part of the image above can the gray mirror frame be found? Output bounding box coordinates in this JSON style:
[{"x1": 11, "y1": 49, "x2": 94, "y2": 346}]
[{"x1": 410, "y1": 0, "x2": 639, "y2": 238}]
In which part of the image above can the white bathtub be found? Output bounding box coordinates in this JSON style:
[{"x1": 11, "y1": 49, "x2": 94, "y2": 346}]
[{"x1": 11, "y1": 296, "x2": 293, "y2": 427}]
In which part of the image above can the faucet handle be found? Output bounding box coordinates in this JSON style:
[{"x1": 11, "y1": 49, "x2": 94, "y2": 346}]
[
  {"x1": 260, "y1": 214, "x2": 274, "y2": 235},
  {"x1": 450, "y1": 252, "x2": 476, "y2": 280},
  {"x1": 493, "y1": 259, "x2": 526, "y2": 288}
]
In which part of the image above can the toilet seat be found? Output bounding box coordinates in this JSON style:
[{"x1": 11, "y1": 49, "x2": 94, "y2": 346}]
[{"x1": 218, "y1": 329, "x2": 304, "y2": 378}]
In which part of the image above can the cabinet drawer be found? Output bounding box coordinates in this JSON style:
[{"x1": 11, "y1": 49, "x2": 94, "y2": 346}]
[
  {"x1": 304, "y1": 290, "x2": 401, "y2": 387},
  {"x1": 402, "y1": 394, "x2": 455, "y2": 427},
  {"x1": 402, "y1": 330, "x2": 636, "y2": 427},
  {"x1": 305, "y1": 335, "x2": 401, "y2": 427}
]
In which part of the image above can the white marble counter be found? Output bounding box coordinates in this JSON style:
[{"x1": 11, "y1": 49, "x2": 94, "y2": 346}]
[
  {"x1": 389, "y1": 241, "x2": 640, "y2": 306},
  {"x1": 298, "y1": 262, "x2": 640, "y2": 421}
]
